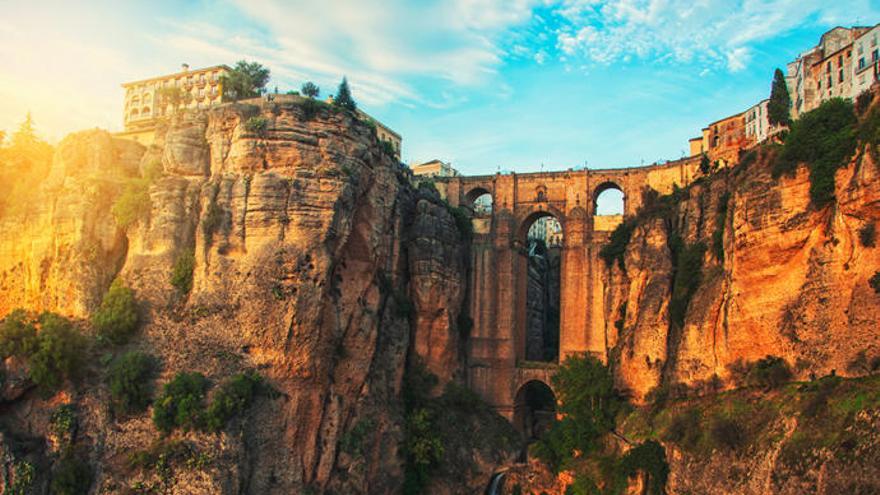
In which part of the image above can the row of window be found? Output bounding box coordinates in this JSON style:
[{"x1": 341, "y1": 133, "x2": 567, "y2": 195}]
[{"x1": 128, "y1": 71, "x2": 222, "y2": 94}]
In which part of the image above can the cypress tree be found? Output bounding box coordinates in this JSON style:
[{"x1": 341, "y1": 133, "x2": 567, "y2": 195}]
[
  {"x1": 333, "y1": 77, "x2": 357, "y2": 112},
  {"x1": 768, "y1": 68, "x2": 791, "y2": 126}
]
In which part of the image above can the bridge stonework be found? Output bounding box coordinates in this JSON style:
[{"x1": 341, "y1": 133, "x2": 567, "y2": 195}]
[{"x1": 437, "y1": 157, "x2": 701, "y2": 419}]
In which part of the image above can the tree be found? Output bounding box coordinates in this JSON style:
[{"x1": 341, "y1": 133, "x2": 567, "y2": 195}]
[
  {"x1": 301, "y1": 81, "x2": 320, "y2": 98},
  {"x1": 156, "y1": 86, "x2": 190, "y2": 114},
  {"x1": 12, "y1": 112, "x2": 38, "y2": 147},
  {"x1": 333, "y1": 77, "x2": 357, "y2": 112},
  {"x1": 768, "y1": 68, "x2": 791, "y2": 127},
  {"x1": 220, "y1": 60, "x2": 271, "y2": 102},
  {"x1": 699, "y1": 153, "x2": 711, "y2": 174}
]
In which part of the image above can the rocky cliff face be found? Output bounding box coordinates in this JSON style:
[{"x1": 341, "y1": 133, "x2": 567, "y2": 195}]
[
  {"x1": 0, "y1": 100, "x2": 494, "y2": 494},
  {"x1": 605, "y1": 145, "x2": 880, "y2": 401}
]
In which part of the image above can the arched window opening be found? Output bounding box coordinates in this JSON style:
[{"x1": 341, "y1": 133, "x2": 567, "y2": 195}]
[
  {"x1": 524, "y1": 215, "x2": 562, "y2": 362},
  {"x1": 514, "y1": 381, "x2": 556, "y2": 441},
  {"x1": 465, "y1": 188, "x2": 493, "y2": 216},
  {"x1": 595, "y1": 185, "x2": 624, "y2": 216}
]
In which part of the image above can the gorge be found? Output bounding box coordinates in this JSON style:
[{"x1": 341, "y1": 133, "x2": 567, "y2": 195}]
[{"x1": 0, "y1": 91, "x2": 879, "y2": 494}]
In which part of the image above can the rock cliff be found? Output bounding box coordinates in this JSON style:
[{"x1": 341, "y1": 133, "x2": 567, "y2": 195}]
[
  {"x1": 605, "y1": 143, "x2": 880, "y2": 402},
  {"x1": 0, "y1": 99, "x2": 504, "y2": 494}
]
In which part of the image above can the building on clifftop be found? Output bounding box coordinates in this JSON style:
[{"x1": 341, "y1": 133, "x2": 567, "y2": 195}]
[{"x1": 116, "y1": 64, "x2": 231, "y2": 145}]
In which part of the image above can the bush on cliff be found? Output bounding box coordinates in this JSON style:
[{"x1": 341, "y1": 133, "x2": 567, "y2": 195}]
[
  {"x1": 668, "y1": 237, "x2": 707, "y2": 330},
  {"x1": 0, "y1": 309, "x2": 38, "y2": 358},
  {"x1": 870, "y1": 271, "x2": 880, "y2": 294},
  {"x1": 92, "y1": 280, "x2": 140, "y2": 345},
  {"x1": 50, "y1": 454, "x2": 93, "y2": 495},
  {"x1": 1, "y1": 310, "x2": 87, "y2": 394},
  {"x1": 153, "y1": 372, "x2": 209, "y2": 433},
  {"x1": 534, "y1": 354, "x2": 623, "y2": 472},
  {"x1": 108, "y1": 351, "x2": 156, "y2": 417},
  {"x1": 28, "y1": 313, "x2": 88, "y2": 394},
  {"x1": 860, "y1": 222, "x2": 876, "y2": 247},
  {"x1": 599, "y1": 218, "x2": 636, "y2": 270},
  {"x1": 112, "y1": 178, "x2": 152, "y2": 229},
  {"x1": 204, "y1": 371, "x2": 264, "y2": 432},
  {"x1": 170, "y1": 249, "x2": 195, "y2": 295},
  {"x1": 772, "y1": 98, "x2": 857, "y2": 208}
]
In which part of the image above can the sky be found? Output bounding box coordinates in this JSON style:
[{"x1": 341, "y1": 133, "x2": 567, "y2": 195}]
[{"x1": 1, "y1": 0, "x2": 879, "y2": 177}]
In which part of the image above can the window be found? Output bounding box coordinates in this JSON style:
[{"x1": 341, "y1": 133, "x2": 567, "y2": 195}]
[
  {"x1": 827, "y1": 61, "x2": 832, "y2": 72},
  {"x1": 838, "y1": 55, "x2": 843, "y2": 66},
  {"x1": 860, "y1": 57, "x2": 866, "y2": 69},
  {"x1": 874, "y1": 49, "x2": 879, "y2": 62},
  {"x1": 828, "y1": 75, "x2": 833, "y2": 88},
  {"x1": 839, "y1": 69, "x2": 844, "y2": 83}
]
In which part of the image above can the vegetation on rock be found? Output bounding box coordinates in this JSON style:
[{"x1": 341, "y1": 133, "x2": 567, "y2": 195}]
[
  {"x1": 153, "y1": 372, "x2": 209, "y2": 433},
  {"x1": 108, "y1": 351, "x2": 156, "y2": 417},
  {"x1": 170, "y1": 249, "x2": 195, "y2": 295},
  {"x1": 333, "y1": 77, "x2": 357, "y2": 112},
  {"x1": 768, "y1": 68, "x2": 792, "y2": 126},
  {"x1": 220, "y1": 60, "x2": 270, "y2": 101},
  {"x1": 599, "y1": 219, "x2": 636, "y2": 270},
  {"x1": 301, "y1": 81, "x2": 320, "y2": 98},
  {"x1": 50, "y1": 454, "x2": 93, "y2": 495},
  {"x1": 93, "y1": 280, "x2": 140, "y2": 345},
  {"x1": 204, "y1": 371, "x2": 264, "y2": 432},
  {"x1": 772, "y1": 98, "x2": 857, "y2": 208}
]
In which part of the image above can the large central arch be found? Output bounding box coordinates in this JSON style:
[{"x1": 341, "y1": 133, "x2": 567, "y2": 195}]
[{"x1": 516, "y1": 211, "x2": 564, "y2": 364}]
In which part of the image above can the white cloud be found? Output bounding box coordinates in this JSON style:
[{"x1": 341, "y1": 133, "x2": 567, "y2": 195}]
[{"x1": 547, "y1": 0, "x2": 878, "y2": 71}]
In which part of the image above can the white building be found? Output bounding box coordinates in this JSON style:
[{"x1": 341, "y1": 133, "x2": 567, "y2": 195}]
[
  {"x1": 853, "y1": 25, "x2": 880, "y2": 97},
  {"x1": 744, "y1": 99, "x2": 770, "y2": 144}
]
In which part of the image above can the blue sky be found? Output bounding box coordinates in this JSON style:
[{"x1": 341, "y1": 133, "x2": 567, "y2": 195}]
[{"x1": 1, "y1": 0, "x2": 878, "y2": 176}]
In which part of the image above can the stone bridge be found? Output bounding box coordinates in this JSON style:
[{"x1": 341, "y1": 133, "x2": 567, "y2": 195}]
[{"x1": 435, "y1": 157, "x2": 701, "y2": 425}]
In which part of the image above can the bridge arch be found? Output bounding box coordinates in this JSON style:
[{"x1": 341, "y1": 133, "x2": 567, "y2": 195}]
[
  {"x1": 465, "y1": 187, "x2": 494, "y2": 216},
  {"x1": 517, "y1": 211, "x2": 563, "y2": 363},
  {"x1": 513, "y1": 380, "x2": 557, "y2": 440},
  {"x1": 593, "y1": 181, "x2": 625, "y2": 216}
]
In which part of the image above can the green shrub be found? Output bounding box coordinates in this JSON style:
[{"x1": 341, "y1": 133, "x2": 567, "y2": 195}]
[
  {"x1": 617, "y1": 440, "x2": 669, "y2": 495},
  {"x1": 0, "y1": 309, "x2": 37, "y2": 358},
  {"x1": 872, "y1": 271, "x2": 880, "y2": 294},
  {"x1": 153, "y1": 372, "x2": 209, "y2": 433},
  {"x1": 534, "y1": 355, "x2": 623, "y2": 472},
  {"x1": 669, "y1": 238, "x2": 707, "y2": 330},
  {"x1": 860, "y1": 223, "x2": 876, "y2": 247},
  {"x1": 856, "y1": 90, "x2": 874, "y2": 116},
  {"x1": 747, "y1": 355, "x2": 793, "y2": 390},
  {"x1": 204, "y1": 371, "x2": 263, "y2": 432},
  {"x1": 112, "y1": 178, "x2": 151, "y2": 229},
  {"x1": 6, "y1": 460, "x2": 35, "y2": 495},
  {"x1": 403, "y1": 407, "x2": 444, "y2": 494},
  {"x1": 92, "y1": 280, "x2": 140, "y2": 345},
  {"x1": 170, "y1": 249, "x2": 195, "y2": 294},
  {"x1": 662, "y1": 408, "x2": 702, "y2": 450},
  {"x1": 709, "y1": 415, "x2": 745, "y2": 451},
  {"x1": 50, "y1": 454, "x2": 93, "y2": 495},
  {"x1": 296, "y1": 97, "x2": 327, "y2": 120},
  {"x1": 244, "y1": 116, "x2": 269, "y2": 135},
  {"x1": 28, "y1": 313, "x2": 87, "y2": 394},
  {"x1": 50, "y1": 404, "x2": 78, "y2": 445},
  {"x1": 599, "y1": 219, "x2": 636, "y2": 270},
  {"x1": 108, "y1": 351, "x2": 156, "y2": 417},
  {"x1": 340, "y1": 417, "x2": 376, "y2": 456},
  {"x1": 447, "y1": 205, "x2": 473, "y2": 239},
  {"x1": 381, "y1": 139, "x2": 396, "y2": 157},
  {"x1": 772, "y1": 98, "x2": 857, "y2": 208}
]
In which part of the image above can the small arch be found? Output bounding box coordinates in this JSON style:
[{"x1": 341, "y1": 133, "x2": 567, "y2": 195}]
[
  {"x1": 465, "y1": 187, "x2": 493, "y2": 216},
  {"x1": 513, "y1": 380, "x2": 556, "y2": 441},
  {"x1": 593, "y1": 181, "x2": 624, "y2": 216}
]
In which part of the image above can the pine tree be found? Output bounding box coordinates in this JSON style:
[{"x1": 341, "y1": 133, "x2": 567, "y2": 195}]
[
  {"x1": 333, "y1": 77, "x2": 357, "y2": 112},
  {"x1": 13, "y1": 112, "x2": 37, "y2": 147},
  {"x1": 301, "y1": 82, "x2": 320, "y2": 98},
  {"x1": 768, "y1": 68, "x2": 791, "y2": 127}
]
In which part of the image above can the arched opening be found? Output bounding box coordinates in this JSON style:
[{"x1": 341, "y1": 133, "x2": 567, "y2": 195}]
[
  {"x1": 513, "y1": 380, "x2": 556, "y2": 441},
  {"x1": 521, "y1": 213, "x2": 562, "y2": 362},
  {"x1": 594, "y1": 182, "x2": 624, "y2": 216},
  {"x1": 465, "y1": 187, "x2": 493, "y2": 216}
]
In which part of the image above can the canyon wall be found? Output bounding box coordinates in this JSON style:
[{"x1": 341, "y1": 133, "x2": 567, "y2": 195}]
[
  {"x1": 604, "y1": 146, "x2": 880, "y2": 401},
  {"x1": 0, "y1": 100, "x2": 497, "y2": 494}
]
